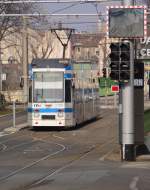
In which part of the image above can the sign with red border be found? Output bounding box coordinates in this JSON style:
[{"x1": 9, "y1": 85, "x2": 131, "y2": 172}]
[{"x1": 106, "y1": 6, "x2": 147, "y2": 39}]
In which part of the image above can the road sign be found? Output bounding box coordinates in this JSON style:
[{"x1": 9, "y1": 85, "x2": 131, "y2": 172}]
[
  {"x1": 107, "y1": 6, "x2": 147, "y2": 38},
  {"x1": 111, "y1": 85, "x2": 119, "y2": 92}
]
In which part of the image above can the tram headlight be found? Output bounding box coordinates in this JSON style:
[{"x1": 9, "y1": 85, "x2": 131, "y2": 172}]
[
  {"x1": 34, "y1": 112, "x2": 40, "y2": 118},
  {"x1": 58, "y1": 109, "x2": 64, "y2": 117}
]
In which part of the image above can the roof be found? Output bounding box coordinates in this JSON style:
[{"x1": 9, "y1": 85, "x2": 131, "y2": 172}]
[
  {"x1": 31, "y1": 59, "x2": 72, "y2": 68},
  {"x1": 71, "y1": 33, "x2": 104, "y2": 48}
]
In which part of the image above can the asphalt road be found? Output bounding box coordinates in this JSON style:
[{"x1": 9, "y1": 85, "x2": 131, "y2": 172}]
[
  {"x1": 0, "y1": 111, "x2": 27, "y2": 132},
  {"x1": 0, "y1": 109, "x2": 150, "y2": 190}
]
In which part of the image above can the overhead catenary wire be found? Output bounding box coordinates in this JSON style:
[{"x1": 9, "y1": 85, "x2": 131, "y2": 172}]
[
  {"x1": 0, "y1": 0, "x2": 117, "y2": 4},
  {"x1": 50, "y1": 1, "x2": 85, "y2": 14},
  {"x1": 0, "y1": 13, "x2": 107, "y2": 17}
]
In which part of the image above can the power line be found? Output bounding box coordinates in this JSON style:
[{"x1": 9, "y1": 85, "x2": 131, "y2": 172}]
[
  {"x1": 0, "y1": 13, "x2": 107, "y2": 17},
  {"x1": 0, "y1": 0, "x2": 120, "y2": 4},
  {"x1": 50, "y1": 1, "x2": 84, "y2": 14},
  {"x1": 51, "y1": 21, "x2": 102, "y2": 25}
]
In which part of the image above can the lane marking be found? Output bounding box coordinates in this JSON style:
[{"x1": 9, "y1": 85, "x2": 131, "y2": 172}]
[
  {"x1": 129, "y1": 176, "x2": 139, "y2": 190},
  {"x1": 0, "y1": 131, "x2": 14, "y2": 137},
  {"x1": 53, "y1": 134, "x2": 65, "y2": 140},
  {"x1": 0, "y1": 132, "x2": 6, "y2": 137},
  {"x1": 24, "y1": 149, "x2": 43, "y2": 152},
  {"x1": 0, "y1": 142, "x2": 7, "y2": 151},
  {"x1": 121, "y1": 162, "x2": 150, "y2": 169}
]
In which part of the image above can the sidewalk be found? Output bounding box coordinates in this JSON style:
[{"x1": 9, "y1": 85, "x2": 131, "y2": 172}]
[{"x1": 4, "y1": 122, "x2": 28, "y2": 133}]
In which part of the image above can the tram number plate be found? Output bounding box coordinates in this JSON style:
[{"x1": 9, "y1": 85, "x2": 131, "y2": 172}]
[{"x1": 42, "y1": 115, "x2": 55, "y2": 120}]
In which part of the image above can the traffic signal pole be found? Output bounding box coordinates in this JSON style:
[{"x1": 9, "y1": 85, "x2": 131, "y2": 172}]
[
  {"x1": 121, "y1": 41, "x2": 135, "y2": 161},
  {"x1": 121, "y1": 0, "x2": 135, "y2": 161}
]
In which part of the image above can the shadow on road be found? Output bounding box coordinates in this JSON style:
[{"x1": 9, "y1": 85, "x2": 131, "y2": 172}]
[{"x1": 29, "y1": 116, "x2": 102, "y2": 132}]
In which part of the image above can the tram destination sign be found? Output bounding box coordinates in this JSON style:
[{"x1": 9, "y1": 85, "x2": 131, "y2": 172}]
[{"x1": 107, "y1": 6, "x2": 147, "y2": 38}]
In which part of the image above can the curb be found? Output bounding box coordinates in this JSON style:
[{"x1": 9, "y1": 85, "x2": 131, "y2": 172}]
[{"x1": 4, "y1": 123, "x2": 28, "y2": 133}]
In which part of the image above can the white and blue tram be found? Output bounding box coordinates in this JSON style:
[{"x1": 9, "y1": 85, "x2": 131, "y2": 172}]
[{"x1": 28, "y1": 59, "x2": 100, "y2": 128}]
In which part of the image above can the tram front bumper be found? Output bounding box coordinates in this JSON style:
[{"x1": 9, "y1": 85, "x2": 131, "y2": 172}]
[{"x1": 29, "y1": 119, "x2": 74, "y2": 127}]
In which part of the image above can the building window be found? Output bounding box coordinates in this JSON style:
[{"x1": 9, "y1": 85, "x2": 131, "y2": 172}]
[
  {"x1": 8, "y1": 56, "x2": 16, "y2": 64},
  {"x1": 77, "y1": 47, "x2": 80, "y2": 52},
  {"x1": 96, "y1": 51, "x2": 99, "y2": 56}
]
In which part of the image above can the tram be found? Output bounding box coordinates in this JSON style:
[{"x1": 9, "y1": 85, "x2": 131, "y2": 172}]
[{"x1": 28, "y1": 59, "x2": 100, "y2": 128}]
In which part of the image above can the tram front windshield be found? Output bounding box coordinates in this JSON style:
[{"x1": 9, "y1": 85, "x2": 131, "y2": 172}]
[{"x1": 33, "y1": 72, "x2": 64, "y2": 103}]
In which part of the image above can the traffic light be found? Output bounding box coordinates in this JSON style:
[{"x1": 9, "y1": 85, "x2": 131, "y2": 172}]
[
  {"x1": 120, "y1": 42, "x2": 130, "y2": 80},
  {"x1": 109, "y1": 42, "x2": 131, "y2": 81},
  {"x1": 134, "y1": 59, "x2": 144, "y2": 79},
  {"x1": 134, "y1": 60, "x2": 144, "y2": 88},
  {"x1": 102, "y1": 68, "x2": 106, "y2": 78},
  {"x1": 109, "y1": 43, "x2": 120, "y2": 80}
]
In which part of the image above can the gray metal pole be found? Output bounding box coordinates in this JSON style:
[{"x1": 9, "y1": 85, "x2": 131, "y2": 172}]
[
  {"x1": 122, "y1": 42, "x2": 135, "y2": 160},
  {"x1": 0, "y1": 42, "x2": 2, "y2": 92},
  {"x1": 122, "y1": 0, "x2": 135, "y2": 161},
  {"x1": 13, "y1": 100, "x2": 16, "y2": 128},
  {"x1": 22, "y1": 16, "x2": 28, "y2": 103}
]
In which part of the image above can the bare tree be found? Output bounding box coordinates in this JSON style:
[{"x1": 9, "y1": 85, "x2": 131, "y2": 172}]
[
  {"x1": 0, "y1": 1, "x2": 33, "y2": 101},
  {"x1": 28, "y1": 30, "x2": 54, "y2": 59},
  {"x1": 0, "y1": 1, "x2": 32, "y2": 42}
]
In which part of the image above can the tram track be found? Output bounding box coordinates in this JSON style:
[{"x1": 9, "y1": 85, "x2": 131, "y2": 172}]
[
  {"x1": 0, "y1": 136, "x2": 116, "y2": 190},
  {"x1": 0, "y1": 108, "x2": 114, "y2": 152},
  {"x1": 0, "y1": 108, "x2": 117, "y2": 190},
  {"x1": 18, "y1": 137, "x2": 117, "y2": 190},
  {"x1": 0, "y1": 131, "x2": 36, "y2": 152},
  {"x1": 0, "y1": 129, "x2": 54, "y2": 152},
  {"x1": 0, "y1": 139, "x2": 66, "y2": 183},
  {"x1": 30, "y1": 138, "x2": 116, "y2": 188}
]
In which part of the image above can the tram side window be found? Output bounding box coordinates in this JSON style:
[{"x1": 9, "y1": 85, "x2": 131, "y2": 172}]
[
  {"x1": 65, "y1": 80, "x2": 71, "y2": 102},
  {"x1": 29, "y1": 86, "x2": 32, "y2": 103}
]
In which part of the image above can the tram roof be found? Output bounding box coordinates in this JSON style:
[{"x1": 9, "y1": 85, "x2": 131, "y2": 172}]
[
  {"x1": 31, "y1": 59, "x2": 97, "y2": 69},
  {"x1": 31, "y1": 59, "x2": 72, "y2": 68}
]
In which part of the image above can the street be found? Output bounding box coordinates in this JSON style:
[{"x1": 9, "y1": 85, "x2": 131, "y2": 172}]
[
  {"x1": 0, "y1": 111, "x2": 27, "y2": 132},
  {"x1": 0, "y1": 0, "x2": 150, "y2": 189},
  {"x1": 0, "y1": 109, "x2": 150, "y2": 190}
]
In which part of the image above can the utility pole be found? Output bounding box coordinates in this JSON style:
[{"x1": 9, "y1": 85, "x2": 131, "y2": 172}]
[
  {"x1": 121, "y1": 0, "x2": 135, "y2": 161},
  {"x1": 51, "y1": 25, "x2": 74, "y2": 59},
  {"x1": 0, "y1": 42, "x2": 2, "y2": 92},
  {"x1": 22, "y1": 16, "x2": 28, "y2": 103}
]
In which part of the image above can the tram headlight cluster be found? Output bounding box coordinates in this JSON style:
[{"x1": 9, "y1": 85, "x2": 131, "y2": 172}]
[
  {"x1": 34, "y1": 112, "x2": 40, "y2": 118},
  {"x1": 58, "y1": 109, "x2": 64, "y2": 117}
]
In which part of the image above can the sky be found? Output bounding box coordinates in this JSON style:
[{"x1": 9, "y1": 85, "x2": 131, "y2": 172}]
[{"x1": 30, "y1": 0, "x2": 147, "y2": 33}]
